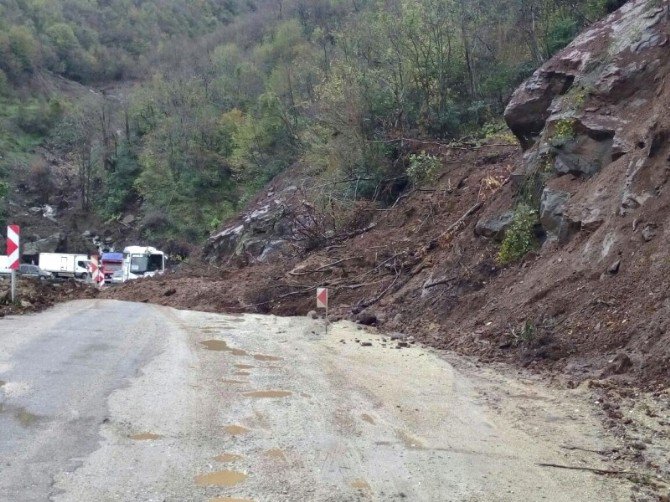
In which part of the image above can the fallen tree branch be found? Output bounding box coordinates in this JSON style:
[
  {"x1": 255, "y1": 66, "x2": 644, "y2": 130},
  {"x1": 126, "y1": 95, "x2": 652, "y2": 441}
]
[
  {"x1": 537, "y1": 463, "x2": 633, "y2": 476},
  {"x1": 288, "y1": 256, "x2": 363, "y2": 276},
  {"x1": 424, "y1": 275, "x2": 457, "y2": 289}
]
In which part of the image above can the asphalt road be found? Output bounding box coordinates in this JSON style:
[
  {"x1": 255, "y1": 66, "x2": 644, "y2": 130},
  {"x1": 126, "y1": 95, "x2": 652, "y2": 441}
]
[{"x1": 0, "y1": 300, "x2": 630, "y2": 501}]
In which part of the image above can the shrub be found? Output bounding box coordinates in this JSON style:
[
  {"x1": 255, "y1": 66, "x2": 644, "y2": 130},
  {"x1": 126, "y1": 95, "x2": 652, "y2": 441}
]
[
  {"x1": 407, "y1": 151, "x2": 441, "y2": 187},
  {"x1": 497, "y1": 203, "x2": 537, "y2": 265}
]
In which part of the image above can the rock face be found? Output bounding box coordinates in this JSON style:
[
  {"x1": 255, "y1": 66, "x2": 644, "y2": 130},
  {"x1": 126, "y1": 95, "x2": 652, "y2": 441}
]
[
  {"x1": 203, "y1": 188, "x2": 296, "y2": 264},
  {"x1": 475, "y1": 211, "x2": 515, "y2": 241},
  {"x1": 504, "y1": 0, "x2": 670, "y2": 242}
]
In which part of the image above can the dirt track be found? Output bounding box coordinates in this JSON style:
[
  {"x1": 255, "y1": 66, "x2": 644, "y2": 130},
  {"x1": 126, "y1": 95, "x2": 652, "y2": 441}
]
[{"x1": 0, "y1": 300, "x2": 638, "y2": 501}]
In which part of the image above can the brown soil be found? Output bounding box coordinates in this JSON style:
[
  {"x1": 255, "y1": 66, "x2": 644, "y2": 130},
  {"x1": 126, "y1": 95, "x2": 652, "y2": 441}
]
[
  {"x1": 99, "y1": 141, "x2": 666, "y2": 390},
  {"x1": 0, "y1": 277, "x2": 94, "y2": 317}
]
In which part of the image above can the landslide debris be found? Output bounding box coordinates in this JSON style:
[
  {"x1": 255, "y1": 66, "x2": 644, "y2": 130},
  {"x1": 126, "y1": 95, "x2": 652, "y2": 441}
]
[{"x1": 105, "y1": 0, "x2": 670, "y2": 392}]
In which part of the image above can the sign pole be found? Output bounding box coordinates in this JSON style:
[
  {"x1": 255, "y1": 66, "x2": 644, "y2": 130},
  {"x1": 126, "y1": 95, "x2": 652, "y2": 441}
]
[
  {"x1": 316, "y1": 287, "x2": 329, "y2": 336},
  {"x1": 7, "y1": 225, "x2": 20, "y2": 303}
]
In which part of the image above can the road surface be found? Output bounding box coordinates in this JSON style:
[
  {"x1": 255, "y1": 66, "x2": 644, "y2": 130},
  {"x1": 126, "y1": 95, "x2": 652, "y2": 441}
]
[{"x1": 0, "y1": 300, "x2": 630, "y2": 501}]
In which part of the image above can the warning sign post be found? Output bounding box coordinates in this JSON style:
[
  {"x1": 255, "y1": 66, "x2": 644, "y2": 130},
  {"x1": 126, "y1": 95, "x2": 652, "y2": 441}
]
[
  {"x1": 7, "y1": 225, "x2": 20, "y2": 303},
  {"x1": 316, "y1": 287, "x2": 329, "y2": 335}
]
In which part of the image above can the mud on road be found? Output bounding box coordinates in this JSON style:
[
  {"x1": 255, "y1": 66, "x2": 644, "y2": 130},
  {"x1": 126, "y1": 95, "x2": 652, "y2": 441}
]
[{"x1": 0, "y1": 300, "x2": 641, "y2": 501}]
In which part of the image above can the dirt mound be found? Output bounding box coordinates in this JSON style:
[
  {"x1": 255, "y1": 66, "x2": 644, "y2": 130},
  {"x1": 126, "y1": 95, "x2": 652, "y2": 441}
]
[{"x1": 0, "y1": 278, "x2": 93, "y2": 316}]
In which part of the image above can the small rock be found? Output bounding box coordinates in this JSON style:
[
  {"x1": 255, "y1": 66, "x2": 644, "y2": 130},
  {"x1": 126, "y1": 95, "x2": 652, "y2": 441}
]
[
  {"x1": 163, "y1": 288, "x2": 177, "y2": 297},
  {"x1": 360, "y1": 342, "x2": 373, "y2": 347},
  {"x1": 641, "y1": 224, "x2": 657, "y2": 242},
  {"x1": 397, "y1": 341, "x2": 409, "y2": 348},
  {"x1": 390, "y1": 332, "x2": 407, "y2": 341},
  {"x1": 608, "y1": 260, "x2": 621, "y2": 275},
  {"x1": 307, "y1": 310, "x2": 318, "y2": 320},
  {"x1": 357, "y1": 313, "x2": 378, "y2": 326},
  {"x1": 602, "y1": 352, "x2": 633, "y2": 376},
  {"x1": 20, "y1": 300, "x2": 32, "y2": 308}
]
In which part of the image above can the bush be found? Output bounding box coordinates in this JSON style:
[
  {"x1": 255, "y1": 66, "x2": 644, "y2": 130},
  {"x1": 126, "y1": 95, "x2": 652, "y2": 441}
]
[
  {"x1": 407, "y1": 151, "x2": 441, "y2": 187},
  {"x1": 497, "y1": 203, "x2": 538, "y2": 265}
]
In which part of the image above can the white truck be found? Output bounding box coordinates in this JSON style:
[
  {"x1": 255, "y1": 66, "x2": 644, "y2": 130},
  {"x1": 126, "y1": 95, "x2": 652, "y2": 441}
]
[
  {"x1": 38, "y1": 253, "x2": 91, "y2": 280},
  {"x1": 122, "y1": 246, "x2": 166, "y2": 282}
]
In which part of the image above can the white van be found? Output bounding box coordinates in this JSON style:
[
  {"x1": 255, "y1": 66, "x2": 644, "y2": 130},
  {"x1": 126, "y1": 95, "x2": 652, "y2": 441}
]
[{"x1": 38, "y1": 253, "x2": 91, "y2": 279}]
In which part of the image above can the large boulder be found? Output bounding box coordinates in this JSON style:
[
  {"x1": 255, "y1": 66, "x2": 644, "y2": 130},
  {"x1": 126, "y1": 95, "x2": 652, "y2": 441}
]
[
  {"x1": 475, "y1": 211, "x2": 515, "y2": 241},
  {"x1": 22, "y1": 233, "x2": 65, "y2": 256},
  {"x1": 539, "y1": 188, "x2": 572, "y2": 239},
  {"x1": 504, "y1": 0, "x2": 670, "y2": 238}
]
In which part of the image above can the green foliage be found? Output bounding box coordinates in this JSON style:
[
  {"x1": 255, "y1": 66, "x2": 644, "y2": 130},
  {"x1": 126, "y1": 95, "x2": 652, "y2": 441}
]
[
  {"x1": 497, "y1": 204, "x2": 538, "y2": 265},
  {"x1": 510, "y1": 320, "x2": 537, "y2": 346},
  {"x1": 0, "y1": 0, "x2": 614, "y2": 242},
  {"x1": 407, "y1": 151, "x2": 441, "y2": 187},
  {"x1": 550, "y1": 118, "x2": 577, "y2": 146}
]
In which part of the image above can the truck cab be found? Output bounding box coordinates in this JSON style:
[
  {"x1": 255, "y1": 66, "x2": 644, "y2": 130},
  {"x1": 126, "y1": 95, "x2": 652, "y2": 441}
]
[
  {"x1": 122, "y1": 246, "x2": 166, "y2": 281},
  {"x1": 101, "y1": 252, "x2": 124, "y2": 282}
]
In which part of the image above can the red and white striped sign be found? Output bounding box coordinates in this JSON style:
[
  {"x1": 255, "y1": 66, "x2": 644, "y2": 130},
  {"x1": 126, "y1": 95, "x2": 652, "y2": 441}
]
[
  {"x1": 6, "y1": 225, "x2": 20, "y2": 270},
  {"x1": 316, "y1": 287, "x2": 328, "y2": 309},
  {"x1": 89, "y1": 255, "x2": 105, "y2": 287}
]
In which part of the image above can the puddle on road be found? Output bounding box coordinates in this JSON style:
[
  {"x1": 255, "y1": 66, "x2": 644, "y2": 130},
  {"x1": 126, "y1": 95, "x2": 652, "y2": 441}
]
[
  {"x1": 130, "y1": 433, "x2": 162, "y2": 441},
  {"x1": 351, "y1": 479, "x2": 372, "y2": 492},
  {"x1": 0, "y1": 380, "x2": 5, "y2": 388},
  {"x1": 222, "y1": 379, "x2": 248, "y2": 384},
  {"x1": 396, "y1": 430, "x2": 425, "y2": 450},
  {"x1": 201, "y1": 340, "x2": 249, "y2": 357},
  {"x1": 235, "y1": 371, "x2": 251, "y2": 377},
  {"x1": 264, "y1": 448, "x2": 286, "y2": 461},
  {"x1": 224, "y1": 425, "x2": 250, "y2": 436},
  {"x1": 16, "y1": 408, "x2": 39, "y2": 427},
  {"x1": 210, "y1": 497, "x2": 254, "y2": 502},
  {"x1": 252, "y1": 354, "x2": 283, "y2": 362},
  {"x1": 194, "y1": 470, "x2": 247, "y2": 487},
  {"x1": 214, "y1": 453, "x2": 243, "y2": 463},
  {"x1": 243, "y1": 390, "x2": 292, "y2": 399},
  {"x1": 235, "y1": 365, "x2": 254, "y2": 370},
  {"x1": 362, "y1": 414, "x2": 376, "y2": 425}
]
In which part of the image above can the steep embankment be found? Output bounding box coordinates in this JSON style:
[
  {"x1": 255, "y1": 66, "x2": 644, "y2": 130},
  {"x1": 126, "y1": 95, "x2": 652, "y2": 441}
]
[{"x1": 108, "y1": 0, "x2": 670, "y2": 388}]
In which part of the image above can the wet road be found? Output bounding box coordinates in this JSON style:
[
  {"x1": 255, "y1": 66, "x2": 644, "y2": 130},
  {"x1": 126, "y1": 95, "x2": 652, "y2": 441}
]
[{"x1": 0, "y1": 300, "x2": 630, "y2": 501}]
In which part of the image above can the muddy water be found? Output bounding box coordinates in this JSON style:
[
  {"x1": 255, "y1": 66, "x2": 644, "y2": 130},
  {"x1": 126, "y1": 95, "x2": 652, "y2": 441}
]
[
  {"x1": 224, "y1": 425, "x2": 250, "y2": 436},
  {"x1": 194, "y1": 470, "x2": 247, "y2": 487},
  {"x1": 396, "y1": 430, "x2": 425, "y2": 450},
  {"x1": 362, "y1": 414, "x2": 376, "y2": 425},
  {"x1": 16, "y1": 408, "x2": 39, "y2": 427},
  {"x1": 209, "y1": 497, "x2": 253, "y2": 502},
  {"x1": 214, "y1": 453, "x2": 242, "y2": 463},
  {"x1": 252, "y1": 354, "x2": 282, "y2": 362},
  {"x1": 235, "y1": 364, "x2": 254, "y2": 370},
  {"x1": 264, "y1": 448, "x2": 286, "y2": 461},
  {"x1": 200, "y1": 340, "x2": 248, "y2": 356},
  {"x1": 130, "y1": 433, "x2": 162, "y2": 441},
  {"x1": 351, "y1": 479, "x2": 372, "y2": 491},
  {"x1": 243, "y1": 390, "x2": 292, "y2": 399}
]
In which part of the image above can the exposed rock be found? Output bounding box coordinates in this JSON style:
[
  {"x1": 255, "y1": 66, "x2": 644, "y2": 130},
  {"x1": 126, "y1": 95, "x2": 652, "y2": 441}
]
[
  {"x1": 22, "y1": 233, "x2": 65, "y2": 256},
  {"x1": 539, "y1": 188, "x2": 571, "y2": 238},
  {"x1": 641, "y1": 224, "x2": 657, "y2": 242},
  {"x1": 608, "y1": 260, "x2": 621, "y2": 275},
  {"x1": 474, "y1": 211, "x2": 515, "y2": 241},
  {"x1": 356, "y1": 312, "x2": 378, "y2": 326},
  {"x1": 601, "y1": 352, "x2": 633, "y2": 377}
]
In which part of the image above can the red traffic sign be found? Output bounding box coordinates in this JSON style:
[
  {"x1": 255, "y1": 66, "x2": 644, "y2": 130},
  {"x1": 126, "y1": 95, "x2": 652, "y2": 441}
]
[
  {"x1": 316, "y1": 287, "x2": 328, "y2": 309},
  {"x1": 6, "y1": 225, "x2": 20, "y2": 270}
]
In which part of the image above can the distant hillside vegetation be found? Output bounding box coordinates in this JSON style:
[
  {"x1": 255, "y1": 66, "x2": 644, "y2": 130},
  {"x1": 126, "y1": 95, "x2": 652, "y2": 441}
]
[{"x1": 0, "y1": 0, "x2": 620, "y2": 245}]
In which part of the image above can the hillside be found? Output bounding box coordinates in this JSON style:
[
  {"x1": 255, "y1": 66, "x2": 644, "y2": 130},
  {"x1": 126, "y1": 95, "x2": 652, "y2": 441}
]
[
  {"x1": 0, "y1": 0, "x2": 620, "y2": 255},
  {"x1": 108, "y1": 0, "x2": 670, "y2": 389}
]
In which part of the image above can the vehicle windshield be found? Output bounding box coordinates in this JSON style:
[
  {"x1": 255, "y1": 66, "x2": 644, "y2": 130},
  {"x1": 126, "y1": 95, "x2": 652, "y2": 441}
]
[{"x1": 130, "y1": 255, "x2": 149, "y2": 273}]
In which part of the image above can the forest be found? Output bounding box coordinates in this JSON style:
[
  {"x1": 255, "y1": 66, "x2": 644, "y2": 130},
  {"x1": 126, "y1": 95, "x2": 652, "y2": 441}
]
[{"x1": 0, "y1": 0, "x2": 625, "y2": 242}]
